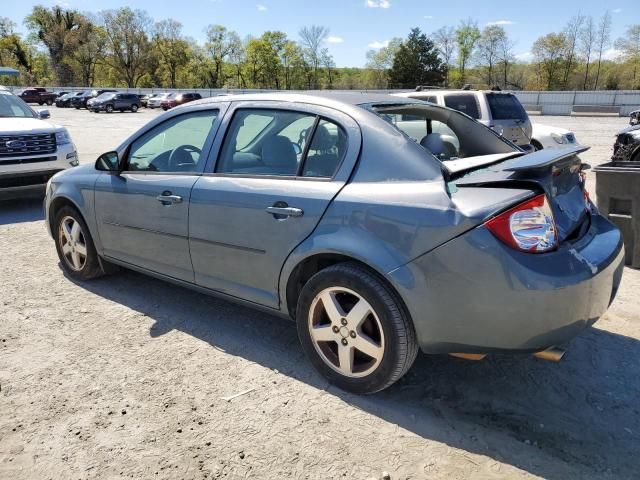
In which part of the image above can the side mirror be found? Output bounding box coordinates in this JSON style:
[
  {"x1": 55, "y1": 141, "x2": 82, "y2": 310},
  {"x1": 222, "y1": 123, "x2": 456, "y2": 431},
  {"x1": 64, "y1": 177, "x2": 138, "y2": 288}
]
[
  {"x1": 95, "y1": 151, "x2": 120, "y2": 172},
  {"x1": 37, "y1": 109, "x2": 50, "y2": 119}
]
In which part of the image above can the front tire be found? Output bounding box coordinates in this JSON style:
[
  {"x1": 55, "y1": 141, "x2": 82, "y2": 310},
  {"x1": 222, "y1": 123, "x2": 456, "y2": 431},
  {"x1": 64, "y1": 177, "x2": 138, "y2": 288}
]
[
  {"x1": 105, "y1": 104, "x2": 114, "y2": 113},
  {"x1": 54, "y1": 206, "x2": 104, "y2": 281},
  {"x1": 296, "y1": 262, "x2": 418, "y2": 394},
  {"x1": 131, "y1": 104, "x2": 138, "y2": 112}
]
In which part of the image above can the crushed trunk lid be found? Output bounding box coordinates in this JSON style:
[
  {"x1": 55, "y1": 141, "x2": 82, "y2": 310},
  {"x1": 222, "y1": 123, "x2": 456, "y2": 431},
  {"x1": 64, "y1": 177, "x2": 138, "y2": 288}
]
[{"x1": 450, "y1": 145, "x2": 591, "y2": 242}]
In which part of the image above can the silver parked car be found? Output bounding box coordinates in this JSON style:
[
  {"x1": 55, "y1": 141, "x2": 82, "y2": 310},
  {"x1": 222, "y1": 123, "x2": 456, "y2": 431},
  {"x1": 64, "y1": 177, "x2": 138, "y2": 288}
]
[
  {"x1": 45, "y1": 92, "x2": 624, "y2": 393},
  {"x1": 0, "y1": 90, "x2": 78, "y2": 200}
]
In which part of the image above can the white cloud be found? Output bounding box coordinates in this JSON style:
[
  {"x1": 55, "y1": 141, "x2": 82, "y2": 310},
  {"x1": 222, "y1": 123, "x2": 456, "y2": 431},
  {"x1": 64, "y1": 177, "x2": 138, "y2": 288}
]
[
  {"x1": 612, "y1": 8, "x2": 622, "y2": 13},
  {"x1": 487, "y1": 20, "x2": 515, "y2": 26},
  {"x1": 366, "y1": 0, "x2": 390, "y2": 8},
  {"x1": 368, "y1": 40, "x2": 390, "y2": 49},
  {"x1": 424, "y1": 15, "x2": 434, "y2": 19},
  {"x1": 515, "y1": 51, "x2": 534, "y2": 62},
  {"x1": 602, "y1": 48, "x2": 622, "y2": 61},
  {"x1": 256, "y1": 4, "x2": 267, "y2": 11},
  {"x1": 326, "y1": 36, "x2": 344, "y2": 44}
]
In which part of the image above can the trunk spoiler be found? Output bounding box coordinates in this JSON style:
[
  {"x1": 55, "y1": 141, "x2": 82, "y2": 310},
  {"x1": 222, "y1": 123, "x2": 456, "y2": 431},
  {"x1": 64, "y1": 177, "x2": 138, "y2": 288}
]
[{"x1": 450, "y1": 145, "x2": 590, "y2": 185}]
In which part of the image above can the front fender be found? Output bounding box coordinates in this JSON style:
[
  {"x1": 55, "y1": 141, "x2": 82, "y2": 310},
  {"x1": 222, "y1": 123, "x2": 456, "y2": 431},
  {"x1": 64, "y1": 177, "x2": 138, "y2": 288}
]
[{"x1": 46, "y1": 168, "x2": 100, "y2": 250}]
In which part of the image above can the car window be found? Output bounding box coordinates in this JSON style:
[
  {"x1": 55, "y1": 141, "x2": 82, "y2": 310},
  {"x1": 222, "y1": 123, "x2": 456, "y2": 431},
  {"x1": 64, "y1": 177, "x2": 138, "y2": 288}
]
[
  {"x1": 302, "y1": 119, "x2": 347, "y2": 178},
  {"x1": 0, "y1": 94, "x2": 35, "y2": 118},
  {"x1": 486, "y1": 93, "x2": 527, "y2": 121},
  {"x1": 126, "y1": 110, "x2": 218, "y2": 173},
  {"x1": 443, "y1": 94, "x2": 480, "y2": 119},
  {"x1": 217, "y1": 109, "x2": 320, "y2": 176},
  {"x1": 233, "y1": 112, "x2": 275, "y2": 151}
]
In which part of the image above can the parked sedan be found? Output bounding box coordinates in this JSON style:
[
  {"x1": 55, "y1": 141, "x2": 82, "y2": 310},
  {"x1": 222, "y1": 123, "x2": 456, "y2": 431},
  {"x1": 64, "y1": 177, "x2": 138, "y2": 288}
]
[
  {"x1": 55, "y1": 91, "x2": 83, "y2": 108},
  {"x1": 89, "y1": 92, "x2": 140, "y2": 113},
  {"x1": 530, "y1": 123, "x2": 579, "y2": 150},
  {"x1": 161, "y1": 92, "x2": 202, "y2": 110},
  {"x1": 44, "y1": 93, "x2": 624, "y2": 393},
  {"x1": 146, "y1": 93, "x2": 171, "y2": 109}
]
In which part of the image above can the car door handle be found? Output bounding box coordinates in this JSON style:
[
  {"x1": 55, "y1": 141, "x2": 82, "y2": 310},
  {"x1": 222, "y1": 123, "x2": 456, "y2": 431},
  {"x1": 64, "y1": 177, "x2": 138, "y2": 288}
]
[
  {"x1": 265, "y1": 206, "x2": 304, "y2": 218},
  {"x1": 156, "y1": 193, "x2": 183, "y2": 205}
]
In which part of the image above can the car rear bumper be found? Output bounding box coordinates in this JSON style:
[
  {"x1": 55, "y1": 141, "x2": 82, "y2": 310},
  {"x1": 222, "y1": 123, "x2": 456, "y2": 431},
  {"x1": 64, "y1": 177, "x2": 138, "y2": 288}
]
[{"x1": 390, "y1": 212, "x2": 625, "y2": 354}]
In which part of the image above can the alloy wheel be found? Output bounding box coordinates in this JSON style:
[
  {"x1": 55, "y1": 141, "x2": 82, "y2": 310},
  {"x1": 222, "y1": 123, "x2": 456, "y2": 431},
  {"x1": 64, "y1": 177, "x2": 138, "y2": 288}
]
[
  {"x1": 308, "y1": 287, "x2": 385, "y2": 378},
  {"x1": 58, "y1": 216, "x2": 88, "y2": 271}
]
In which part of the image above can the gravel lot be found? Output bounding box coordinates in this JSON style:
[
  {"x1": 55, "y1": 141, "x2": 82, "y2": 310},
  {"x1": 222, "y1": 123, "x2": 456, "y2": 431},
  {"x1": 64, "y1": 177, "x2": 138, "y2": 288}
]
[{"x1": 1, "y1": 107, "x2": 639, "y2": 480}]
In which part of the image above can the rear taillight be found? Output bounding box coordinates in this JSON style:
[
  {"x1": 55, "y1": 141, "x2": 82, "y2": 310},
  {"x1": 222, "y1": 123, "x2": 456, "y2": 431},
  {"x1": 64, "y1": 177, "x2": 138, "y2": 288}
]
[{"x1": 485, "y1": 194, "x2": 558, "y2": 253}]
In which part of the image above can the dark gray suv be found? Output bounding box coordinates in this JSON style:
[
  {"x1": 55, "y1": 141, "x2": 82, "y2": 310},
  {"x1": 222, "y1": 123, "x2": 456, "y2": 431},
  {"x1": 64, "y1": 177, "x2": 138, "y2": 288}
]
[{"x1": 89, "y1": 93, "x2": 140, "y2": 113}]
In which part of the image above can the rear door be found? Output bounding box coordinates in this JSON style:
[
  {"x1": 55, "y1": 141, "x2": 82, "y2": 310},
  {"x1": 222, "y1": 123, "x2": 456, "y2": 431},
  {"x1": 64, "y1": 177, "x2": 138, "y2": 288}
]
[
  {"x1": 189, "y1": 101, "x2": 361, "y2": 308},
  {"x1": 95, "y1": 106, "x2": 227, "y2": 281}
]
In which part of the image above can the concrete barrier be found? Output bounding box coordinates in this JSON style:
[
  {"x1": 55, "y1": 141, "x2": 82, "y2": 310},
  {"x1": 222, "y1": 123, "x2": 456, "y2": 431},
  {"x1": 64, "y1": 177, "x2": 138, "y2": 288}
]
[{"x1": 571, "y1": 105, "x2": 622, "y2": 117}]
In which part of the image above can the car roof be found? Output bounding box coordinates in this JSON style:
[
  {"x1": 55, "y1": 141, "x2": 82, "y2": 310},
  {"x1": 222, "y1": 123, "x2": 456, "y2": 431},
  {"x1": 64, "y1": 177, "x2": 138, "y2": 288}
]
[{"x1": 189, "y1": 91, "x2": 417, "y2": 110}]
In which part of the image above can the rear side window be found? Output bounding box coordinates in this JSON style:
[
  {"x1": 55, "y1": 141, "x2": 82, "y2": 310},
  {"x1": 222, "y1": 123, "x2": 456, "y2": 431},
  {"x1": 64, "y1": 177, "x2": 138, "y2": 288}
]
[
  {"x1": 486, "y1": 93, "x2": 528, "y2": 121},
  {"x1": 443, "y1": 94, "x2": 480, "y2": 119},
  {"x1": 217, "y1": 109, "x2": 346, "y2": 178}
]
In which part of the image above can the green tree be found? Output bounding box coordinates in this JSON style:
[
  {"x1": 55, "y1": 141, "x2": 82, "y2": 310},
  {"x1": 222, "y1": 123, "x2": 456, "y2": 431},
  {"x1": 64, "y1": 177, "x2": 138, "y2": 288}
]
[
  {"x1": 26, "y1": 6, "x2": 88, "y2": 85},
  {"x1": 532, "y1": 32, "x2": 568, "y2": 90},
  {"x1": 299, "y1": 25, "x2": 329, "y2": 88},
  {"x1": 477, "y1": 25, "x2": 507, "y2": 87},
  {"x1": 433, "y1": 27, "x2": 456, "y2": 87},
  {"x1": 615, "y1": 25, "x2": 640, "y2": 88},
  {"x1": 204, "y1": 25, "x2": 240, "y2": 88},
  {"x1": 365, "y1": 38, "x2": 401, "y2": 88},
  {"x1": 100, "y1": 8, "x2": 152, "y2": 87},
  {"x1": 455, "y1": 19, "x2": 480, "y2": 85},
  {"x1": 388, "y1": 28, "x2": 445, "y2": 89},
  {"x1": 73, "y1": 18, "x2": 107, "y2": 86},
  {"x1": 153, "y1": 19, "x2": 190, "y2": 88}
]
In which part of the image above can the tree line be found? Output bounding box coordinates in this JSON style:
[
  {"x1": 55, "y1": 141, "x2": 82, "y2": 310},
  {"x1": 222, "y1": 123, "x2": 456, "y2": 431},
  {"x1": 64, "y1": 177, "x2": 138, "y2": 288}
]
[{"x1": 0, "y1": 6, "x2": 638, "y2": 91}]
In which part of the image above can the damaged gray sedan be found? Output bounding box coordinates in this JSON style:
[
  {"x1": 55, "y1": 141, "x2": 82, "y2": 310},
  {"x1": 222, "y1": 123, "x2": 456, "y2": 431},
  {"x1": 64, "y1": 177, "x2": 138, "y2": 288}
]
[{"x1": 45, "y1": 92, "x2": 624, "y2": 393}]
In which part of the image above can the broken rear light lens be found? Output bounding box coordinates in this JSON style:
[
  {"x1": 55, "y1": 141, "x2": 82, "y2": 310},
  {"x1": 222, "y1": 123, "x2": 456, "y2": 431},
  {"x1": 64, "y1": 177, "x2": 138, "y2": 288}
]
[{"x1": 485, "y1": 194, "x2": 558, "y2": 253}]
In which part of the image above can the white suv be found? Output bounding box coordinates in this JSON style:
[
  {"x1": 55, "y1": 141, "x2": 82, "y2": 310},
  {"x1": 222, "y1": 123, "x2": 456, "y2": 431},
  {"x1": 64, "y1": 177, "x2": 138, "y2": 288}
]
[
  {"x1": 0, "y1": 90, "x2": 78, "y2": 200},
  {"x1": 394, "y1": 89, "x2": 579, "y2": 151}
]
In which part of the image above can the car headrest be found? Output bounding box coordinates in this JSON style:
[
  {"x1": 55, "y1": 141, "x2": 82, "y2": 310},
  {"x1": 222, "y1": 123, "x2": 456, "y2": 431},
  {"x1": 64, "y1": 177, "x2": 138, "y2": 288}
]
[
  {"x1": 261, "y1": 135, "x2": 297, "y2": 169},
  {"x1": 311, "y1": 124, "x2": 335, "y2": 152},
  {"x1": 420, "y1": 133, "x2": 445, "y2": 156}
]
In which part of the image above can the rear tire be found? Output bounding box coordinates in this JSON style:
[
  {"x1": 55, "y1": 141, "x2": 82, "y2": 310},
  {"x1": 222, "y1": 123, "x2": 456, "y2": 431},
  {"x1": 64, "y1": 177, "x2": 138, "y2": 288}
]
[
  {"x1": 296, "y1": 262, "x2": 418, "y2": 394},
  {"x1": 53, "y1": 206, "x2": 104, "y2": 281},
  {"x1": 46, "y1": 99, "x2": 53, "y2": 106}
]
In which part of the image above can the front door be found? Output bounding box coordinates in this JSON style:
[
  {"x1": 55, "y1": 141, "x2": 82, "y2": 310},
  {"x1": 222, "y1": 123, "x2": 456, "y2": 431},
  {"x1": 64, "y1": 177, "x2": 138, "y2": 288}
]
[
  {"x1": 95, "y1": 108, "x2": 222, "y2": 281},
  {"x1": 189, "y1": 104, "x2": 359, "y2": 307}
]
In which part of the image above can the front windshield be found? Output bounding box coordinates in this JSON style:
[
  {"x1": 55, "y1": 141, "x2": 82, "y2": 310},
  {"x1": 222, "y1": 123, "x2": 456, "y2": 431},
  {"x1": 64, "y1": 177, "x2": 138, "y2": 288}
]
[
  {"x1": 371, "y1": 103, "x2": 516, "y2": 161},
  {"x1": 0, "y1": 93, "x2": 35, "y2": 118}
]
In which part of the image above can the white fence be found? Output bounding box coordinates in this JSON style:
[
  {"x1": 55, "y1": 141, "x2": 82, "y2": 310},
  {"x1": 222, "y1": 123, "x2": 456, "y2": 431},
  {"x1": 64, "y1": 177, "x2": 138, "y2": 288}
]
[{"x1": 5, "y1": 85, "x2": 640, "y2": 116}]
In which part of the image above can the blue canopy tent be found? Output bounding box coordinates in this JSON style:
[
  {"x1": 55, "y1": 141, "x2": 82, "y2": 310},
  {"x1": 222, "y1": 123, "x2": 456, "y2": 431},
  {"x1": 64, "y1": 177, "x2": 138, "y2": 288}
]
[{"x1": 0, "y1": 67, "x2": 20, "y2": 76}]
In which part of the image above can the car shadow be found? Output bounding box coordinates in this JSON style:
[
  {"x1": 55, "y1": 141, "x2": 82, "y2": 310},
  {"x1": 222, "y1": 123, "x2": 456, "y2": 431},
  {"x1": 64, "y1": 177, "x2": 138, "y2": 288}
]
[
  {"x1": 73, "y1": 267, "x2": 640, "y2": 479},
  {"x1": 0, "y1": 197, "x2": 45, "y2": 225}
]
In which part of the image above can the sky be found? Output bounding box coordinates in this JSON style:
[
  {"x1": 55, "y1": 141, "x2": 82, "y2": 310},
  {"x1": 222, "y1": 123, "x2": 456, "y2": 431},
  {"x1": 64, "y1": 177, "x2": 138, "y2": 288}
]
[{"x1": 3, "y1": 0, "x2": 632, "y2": 68}]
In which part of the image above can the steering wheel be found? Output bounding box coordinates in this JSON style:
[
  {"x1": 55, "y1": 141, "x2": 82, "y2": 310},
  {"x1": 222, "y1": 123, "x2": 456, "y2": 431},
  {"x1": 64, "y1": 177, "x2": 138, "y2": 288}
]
[{"x1": 168, "y1": 144, "x2": 201, "y2": 171}]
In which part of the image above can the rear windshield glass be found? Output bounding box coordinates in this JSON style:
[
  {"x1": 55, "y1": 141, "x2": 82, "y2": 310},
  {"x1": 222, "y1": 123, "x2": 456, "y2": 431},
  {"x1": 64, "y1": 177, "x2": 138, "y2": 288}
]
[
  {"x1": 486, "y1": 93, "x2": 527, "y2": 121},
  {"x1": 443, "y1": 94, "x2": 480, "y2": 119},
  {"x1": 371, "y1": 104, "x2": 516, "y2": 161}
]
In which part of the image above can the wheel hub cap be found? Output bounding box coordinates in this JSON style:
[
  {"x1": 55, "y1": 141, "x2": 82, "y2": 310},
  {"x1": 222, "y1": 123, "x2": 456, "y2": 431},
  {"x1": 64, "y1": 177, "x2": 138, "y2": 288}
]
[{"x1": 308, "y1": 287, "x2": 385, "y2": 378}]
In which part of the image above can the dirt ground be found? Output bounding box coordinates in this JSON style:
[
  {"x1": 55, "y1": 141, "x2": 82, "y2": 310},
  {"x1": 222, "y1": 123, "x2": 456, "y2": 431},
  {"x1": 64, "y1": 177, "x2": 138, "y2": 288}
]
[{"x1": 1, "y1": 109, "x2": 639, "y2": 480}]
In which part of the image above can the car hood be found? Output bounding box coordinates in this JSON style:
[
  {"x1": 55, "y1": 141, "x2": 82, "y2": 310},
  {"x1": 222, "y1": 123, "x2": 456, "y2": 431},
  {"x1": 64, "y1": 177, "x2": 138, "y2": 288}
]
[
  {"x1": 0, "y1": 117, "x2": 62, "y2": 134},
  {"x1": 532, "y1": 123, "x2": 571, "y2": 136},
  {"x1": 617, "y1": 124, "x2": 640, "y2": 136}
]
